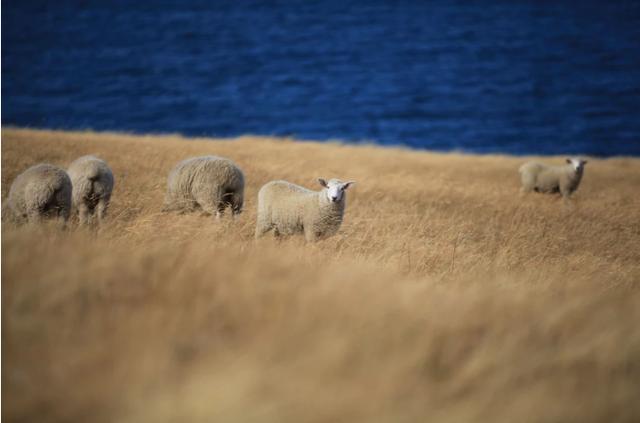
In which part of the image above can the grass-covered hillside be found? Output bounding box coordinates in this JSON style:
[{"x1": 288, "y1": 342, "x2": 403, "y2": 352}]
[{"x1": 2, "y1": 128, "x2": 640, "y2": 422}]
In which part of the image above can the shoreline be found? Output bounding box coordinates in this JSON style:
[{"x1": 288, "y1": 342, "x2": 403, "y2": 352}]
[{"x1": 3, "y1": 126, "x2": 637, "y2": 159}]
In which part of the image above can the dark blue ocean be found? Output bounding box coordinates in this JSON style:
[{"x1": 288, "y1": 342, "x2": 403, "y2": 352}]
[{"x1": 3, "y1": 1, "x2": 640, "y2": 156}]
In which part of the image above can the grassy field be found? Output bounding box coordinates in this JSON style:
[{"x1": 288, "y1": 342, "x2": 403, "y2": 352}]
[{"x1": 2, "y1": 128, "x2": 640, "y2": 422}]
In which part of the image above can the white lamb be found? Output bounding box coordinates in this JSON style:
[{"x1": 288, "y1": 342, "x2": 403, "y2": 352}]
[
  {"x1": 67, "y1": 155, "x2": 114, "y2": 225},
  {"x1": 7, "y1": 163, "x2": 72, "y2": 224},
  {"x1": 255, "y1": 178, "x2": 355, "y2": 242},
  {"x1": 519, "y1": 157, "x2": 587, "y2": 199}
]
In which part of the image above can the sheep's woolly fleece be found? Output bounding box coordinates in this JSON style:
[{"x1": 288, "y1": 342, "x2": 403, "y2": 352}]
[
  {"x1": 67, "y1": 155, "x2": 114, "y2": 224},
  {"x1": 255, "y1": 178, "x2": 354, "y2": 242},
  {"x1": 163, "y1": 155, "x2": 245, "y2": 217},
  {"x1": 7, "y1": 163, "x2": 72, "y2": 223},
  {"x1": 519, "y1": 158, "x2": 587, "y2": 198}
]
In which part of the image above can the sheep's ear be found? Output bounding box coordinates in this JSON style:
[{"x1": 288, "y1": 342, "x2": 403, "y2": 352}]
[
  {"x1": 582, "y1": 160, "x2": 588, "y2": 165},
  {"x1": 318, "y1": 178, "x2": 328, "y2": 188},
  {"x1": 343, "y1": 181, "x2": 355, "y2": 190},
  {"x1": 566, "y1": 158, "x2": 572, "y2": 164}
]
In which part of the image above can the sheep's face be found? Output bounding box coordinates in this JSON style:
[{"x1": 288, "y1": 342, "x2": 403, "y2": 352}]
[
  {"x1": 566, "y1": 158, "x2": 587, "y2": 173},
  {"x1": 318, "y1": 178, "x2": 355, "y2": 203}
]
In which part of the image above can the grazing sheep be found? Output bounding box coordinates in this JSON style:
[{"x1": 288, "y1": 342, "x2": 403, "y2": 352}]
[
  {"x1": 519, "y1": 157, "x2": 588, "y2": 199},
  {"x1": 67, "y1": 155, "x2": 115, "y2": 225},
  {"x1": 7, "y1": 163, "x2": 72, "y2": 224},
  {"x1": 163, "y1": 156, "x2": 244, "y2": 217},
  {"x1": 255, "y1": 178, "x2": 355, "y2": 242}
]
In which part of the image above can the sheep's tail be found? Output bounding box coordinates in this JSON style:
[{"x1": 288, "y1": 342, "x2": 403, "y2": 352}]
[
  {"x1": 86, "y1": 167, "x2": 101, "y2": 181},
  {"x1": 72, "y1": 173, "x2": 97, "y2": 203}
]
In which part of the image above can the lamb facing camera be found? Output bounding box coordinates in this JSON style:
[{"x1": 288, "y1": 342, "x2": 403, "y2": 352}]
[{"x1": 255, "y1": 178, "x2": 355, "y2": 242}]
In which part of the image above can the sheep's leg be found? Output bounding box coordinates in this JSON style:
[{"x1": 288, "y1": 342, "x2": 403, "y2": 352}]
[
  {"x1": 56, "y1": 210, "x2": 68, "y2": 230},
  {"x1": 559, "y1": 182, "x2": 572, "y2": 201},
  {"x1": 60, "y1": 205, "x2": 70, "y2": 225},
  {"x1": 255, "y1": 220, "x2": 271, "y2": 239},
  {"x1": 196, "y1": 200, "x2": 221, "y2": 219},
  {"x1": 560, "y1": 187, "x2": 575, "y2": 208},
  {"x1": 78, "y1": 203, "x2": 90, "y2": 225},
  {"x1": 206, "y1": 202, "x2": 224, "y2": 219},
  {"x1": 27, "y1": 209, "x2": 42, "y2": 225},
  {"x1": 216, "y1": 202, "x2": 227, "y2": 220},
  {"x1": 230, "y1": 193, "x2": 243, "y2": 217},
  {"x1": 304, "y1": 225, "x2": 319, "y2": 242},
  {"x1": 97, "y1": 199, "x2": 108, "y2": 223}
]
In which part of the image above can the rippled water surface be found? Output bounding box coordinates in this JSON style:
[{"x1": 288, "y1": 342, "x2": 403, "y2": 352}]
[{"x1": 3, "y1": 1, "x2": 640, "y2": 155}]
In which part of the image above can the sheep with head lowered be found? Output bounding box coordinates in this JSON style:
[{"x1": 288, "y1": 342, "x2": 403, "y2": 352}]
[
  {"x1": 255, "y1": 178, "x2": 355, "y2": 242},
  {"x1": 163, "y1": 156, "x2": 244, "y2": 218},
  {"x1": 7, "y1": 163, "x2": 72, "y2": 225},
  {"x1": 67, "y1": 155, "x2": 114, "y2": 225},
  {"x1": 519, "y1": 157, "x2": 587, "y2": 199}
]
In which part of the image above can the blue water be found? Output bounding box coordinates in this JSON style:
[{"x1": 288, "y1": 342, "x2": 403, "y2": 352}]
[{"x1": 3, "y1": 1, "x2": 640, "y2": 156}]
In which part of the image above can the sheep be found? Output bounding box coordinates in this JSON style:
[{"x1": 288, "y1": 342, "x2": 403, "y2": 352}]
[
  {"x1": 7, "y1": 163, "x2": 72, "y2": 225},
  {"x1": 67, "y1": 155, "x2": 115, "y2": 225},
  {"x1": 519, "y1": 157, "x2": 588, "y2": 199},
  {"x1": 255, "y1": 178, "x2": 355, "y2": 242},
  {"x1": 163, "y1": 156, "x2": 244, "y2": 218}
]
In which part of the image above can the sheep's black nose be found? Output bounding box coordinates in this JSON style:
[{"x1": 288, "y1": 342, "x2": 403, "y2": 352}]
[{"x1": 330, "y1": 196, "x2": 338, "y2": 202}]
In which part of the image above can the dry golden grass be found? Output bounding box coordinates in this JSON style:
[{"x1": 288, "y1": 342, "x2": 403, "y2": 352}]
[{"x1": 2, "y1": 127, "x2": 640, "y2": 422}]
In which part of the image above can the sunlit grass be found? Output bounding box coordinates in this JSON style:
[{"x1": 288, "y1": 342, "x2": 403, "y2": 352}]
[{"x1": 2, "y1": 128, "x2": 640, "y2": 422}]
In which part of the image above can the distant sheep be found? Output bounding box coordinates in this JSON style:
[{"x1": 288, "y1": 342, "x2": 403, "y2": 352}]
[
  {"x1": 67, "y1": 155, "x2": 114, "y2": 225},
  {"x1": 7, "y1": 163, "x2": 72, "y2": 224},
  {"x1": 163, "y1": 156, "x2": 244, "y2": 217},
  {"x1": 255, "y1": 178, "x2": 355, "y2": 242},
  {"x1": 519, "y1": 157, "x2": 587, "y2": 199}
]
